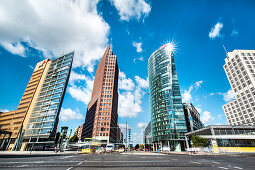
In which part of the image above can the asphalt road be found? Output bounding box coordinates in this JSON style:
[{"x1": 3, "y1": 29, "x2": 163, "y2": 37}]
[{"x1": 0, "y1": 152, "x2": 254, "y2": 170}]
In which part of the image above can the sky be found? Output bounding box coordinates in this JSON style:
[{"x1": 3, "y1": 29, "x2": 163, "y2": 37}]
[{"x1": 1, "y1": 0, "x2": 255, "y2": 144}]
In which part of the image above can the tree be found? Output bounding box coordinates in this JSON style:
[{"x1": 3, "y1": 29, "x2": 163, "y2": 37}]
[
  {"x1": 135, "y1": 144, "x2": 139, "y2": 150},
  {"x1": 139, "y1": 144, "x2": 144, "y2": 149},
  {"x1": 68, "y1": 134, "x2": 78, "y2": 143},
  {"x1": 191, "y1": 136, "x2": 209, "y2": 147}
]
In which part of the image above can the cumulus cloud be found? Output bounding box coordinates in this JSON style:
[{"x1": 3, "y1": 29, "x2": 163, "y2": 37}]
[
  {"x1": 0, "y1": 0, "x2": 110, "y2": 72},
  {"x1": 201, "y1": 111, "x2": 215, "y2": 125},
  {"x1": 118, "y1": 72, "x2": 148, "y2": 118},
  {"x1": 0, "y1": 42, "x2": 25, "y2": 57},
  {"x1": 110, "y1": 0, "x2": 151, "y2": 21},
  {"x1": 133, "y1": 56, "x2": 144, "y2": 63},
  {"x1": 209, "y1": 89, "x2": 235, "y2": 102},
  {"x1": 132, "y1": 42, "x2": 142, "y2": 53},
  {"x1": 60, "y1": 108, "x2": 84, "y2": 122},
  {"x1": 135, "y1": 76, "x2": 149, "y2": 88},
  {"x1": 119, "y1": 71, "x2": 135, "y2": 91},
  {"x1": 137, "y1": 122, "x2": 147, "y2": 129},
  {"x1": 182, "y1": 80, "x2": 203, "y2": 103},
  {"x1": 68, "y1": 71, "x2": 94, "y2": 104},
  {"x1": 0, "y1": 109, "x2": 10, "y2": 113},
  {"x1": 209, "y1": 22, "x2": 223, "y2": 39}
]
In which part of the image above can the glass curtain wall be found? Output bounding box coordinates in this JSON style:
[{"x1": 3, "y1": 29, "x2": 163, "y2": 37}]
[
  {"x1": 25, "y1": 52, "x2": 74, "y2": 139},
  {"x1": 148, "y1": 43, "x2": 187, "y2": 151}
]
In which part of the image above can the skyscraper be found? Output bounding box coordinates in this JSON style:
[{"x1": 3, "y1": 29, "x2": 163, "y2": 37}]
[
  {"x1": 222, "y1": 50, "x2": 255, "y2": 126},
  {"x1": 82, "y1": 45, "x2": 119, "y2": 143},
  {"x1": 148, "y1": 43, "x2": 187, "y2": 151},
  {"x1": 0, "y1": 52, "x2": 73, "y2": 151}
]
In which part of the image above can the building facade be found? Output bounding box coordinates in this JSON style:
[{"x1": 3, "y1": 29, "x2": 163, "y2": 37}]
[
  {"x1": 0, "y1": 52, "x2": 73, "y2": 151},
  {"x1": 183, "y1": 103, "x2": 204, "y2": 132},
  {"x1": 185, "y1": 125, "x2": 255, "y2": 153},
  {"x1": 144, "y1": 121, "x2": 152, "y2": 145},
  {"x1": 82, "y1": 45, "x2": 119, "y2": 143},
  {"x1": 222, "y1": 50, "x2": 255, "y2": 126},
  {"x1": 148, "y1": 43, "x2": 188, "y2": 151}
]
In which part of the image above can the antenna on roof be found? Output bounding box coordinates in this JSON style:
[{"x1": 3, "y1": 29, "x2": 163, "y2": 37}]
[{"x1": 223, "y1": 44, "x2": 228, "y2": 55}]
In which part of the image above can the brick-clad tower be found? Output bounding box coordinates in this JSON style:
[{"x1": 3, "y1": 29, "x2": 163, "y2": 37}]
[{"x1": 82, "y1": 45, "x2": 119, "y2": 143}]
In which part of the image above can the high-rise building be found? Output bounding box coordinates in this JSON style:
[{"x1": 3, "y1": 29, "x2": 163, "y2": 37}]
[
  {"x1": 0, "y1": 52, "x2": 73, "y2": 151},
  {"x1": 144, "y1": 121, "x2": 152, "y2": 145},
  {"x1": 183, "y1": 103, "x2": 204, "y2": 132},
  {"x1": 148, "y1": 43, "x2": 187, "y2": 151},
  {"x1": 222, "y1": 50, "x2": 255, "y2": 126},
  {"x1": 82, "y1": 45, "x2": 119, "y2": 143}
]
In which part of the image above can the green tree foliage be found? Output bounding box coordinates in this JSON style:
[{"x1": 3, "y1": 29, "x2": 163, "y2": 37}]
[
  {"x1": 191, "y1": 136, "x2": 209, "y2": 147},
  {"x1": 68, "y1": 134, "x2": 78, "y2": 142},
  {"x1": 139, "y1": 144, "x2": 144, "y2": 149},
  {"x1": 135, "y1": 144, "x2": 139, "y2": 150}
]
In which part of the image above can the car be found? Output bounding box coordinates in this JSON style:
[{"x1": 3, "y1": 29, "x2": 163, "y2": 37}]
[
  {"x1": 162, "y1": 146, "x2": 171, "y2": 151},
  {"x1": 106, "y1": 144, "x2": 115, "y2": 152},
  {"x1": 118, "y1": 148, "x2": 125, "y2": 153}
]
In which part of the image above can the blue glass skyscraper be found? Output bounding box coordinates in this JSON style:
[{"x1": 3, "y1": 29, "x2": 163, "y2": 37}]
[{"x1": 148, "y1": 43, "x2": 187, "y2": 151}]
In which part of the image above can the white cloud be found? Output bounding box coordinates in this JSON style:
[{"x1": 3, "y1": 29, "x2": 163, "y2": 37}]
[
  {"x1": 110, "y1": 0, "x2": 151, "y2": 21},
  {"x1": 0, "y1": 0, "x2": 110, "y2": 72},
  {"x1": 0, "y1": 109, "x2": 9, "y2": 113},
  {"x1": 182, "y1": 80, "x2": 203, "y2": 103},
  {"x1": 182, "y1": 86, "x2": 193, "y2": 103},
  {"x1": 119, "y1": 71, "x2": 135, "y2": 91},
  {"x1": 231, "y1": 29, "x2": 238, "y2": 36},
  {"x1": 223, "y1": 89, "x2": 235, "y2": 102},
  {"x1": 135, "y1": 76, "x2": 149, "y2": 89},
  {"x1": 201, "y1": 111, "x2": 215, "y2": 125},
  {"x1": 118, "y1": 91, "x2": 142, "y2": 118},
  {"x1": 209, "y1": 89, "x2": 235, "y2": 102},
  {"x1": 195, "y1": 80, "x2": 203, "y2": 88},
  {"x1": 28, "y1": 65, "x2": 34, "y2": 70},
  {"x1": 118, "y1": 72, "x2": 148, "y2": 118},
  {"x1": 137, "y1": 122, "x2": 147, "y2": 129},
  {"x1": 209, "y1": 22, "x2": 223, "y2": 39},
  {"x1": 60, "y1": 108, "x2": 84, "y2": 122},
  {"x1": 133, "y1": 56, "x2": 144, "y2": 63},
  {"x1": 132, "y1": 42, "x2": 142, "y2": 53},
  {"x1": 119, "y1": 78, "x2": 135, "y2": 91},
  {"x1": 68, "y1": 85, "x2": 92, "y2": 105},
  {"x1": 0, "y1": 42, "x2": 25, "y2": 57}
]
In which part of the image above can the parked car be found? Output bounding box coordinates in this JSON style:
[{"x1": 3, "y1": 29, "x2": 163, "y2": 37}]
[{"x1": 162, "y1": 146, "x2": 171, "y2": 151}]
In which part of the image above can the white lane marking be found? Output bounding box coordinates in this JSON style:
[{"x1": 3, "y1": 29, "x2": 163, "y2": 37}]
[
  {"x1": 190, "y1": 161, "x2": 202, "y2": 164},
  {"x1": 211, "y1": 161, "x2": 220, "y2": 164},
  {"x1": 219, "y1": 167, "x2": 228, "y2": 169},
  {"x1": 77, "y1": 162, "x2": 83, "y2": 165},
  {"x1": 233, "y1": 167, "x2": 243, "y2": 169},
  {"x1": 60, "y1": 156, "x2": 74, "y2": 159},
  {"x1": 66, "y1": 167, "x2": 73, "y2": 170}
]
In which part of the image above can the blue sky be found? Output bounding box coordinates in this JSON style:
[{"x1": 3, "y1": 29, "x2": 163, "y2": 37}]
[{"x1": 1, "y1": 0, "x2": 255, "y2": 143}]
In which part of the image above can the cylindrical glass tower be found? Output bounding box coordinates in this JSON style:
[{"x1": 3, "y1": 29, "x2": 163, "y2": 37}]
[{"x1": 148, "y1": 43, "x2": 187, "y2": 151}]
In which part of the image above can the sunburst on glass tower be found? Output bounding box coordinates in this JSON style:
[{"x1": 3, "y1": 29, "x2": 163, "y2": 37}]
[
  {"x1": 82, "y1": 45, "x2": 119, "y2": 143},
  {"x1": 148, "y1": 43, "x2": 188, "y2": 151}
]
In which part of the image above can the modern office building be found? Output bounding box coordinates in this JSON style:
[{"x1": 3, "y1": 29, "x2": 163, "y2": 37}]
[
  {"x1": 222, "y1": 50, "x2": 255, "y2": 126},
  {"x1": 82, "y1": 45, "x2": 119, "y2": 143},
  {"x1": 0, "y1": 52, "x2": 73, "y2": 151},
  {"x1": 144, "y1": 121, "x2": 152, "y2": 145},
  {"x1": 185, "y1": 125, "x2": 255, "y2": 153},
  {"x1": 183, "y1": 103, "x2": 204, "y2": 132},
  {"x1": 148, "y1": 43, "x2": 188, "y2": 151}
]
